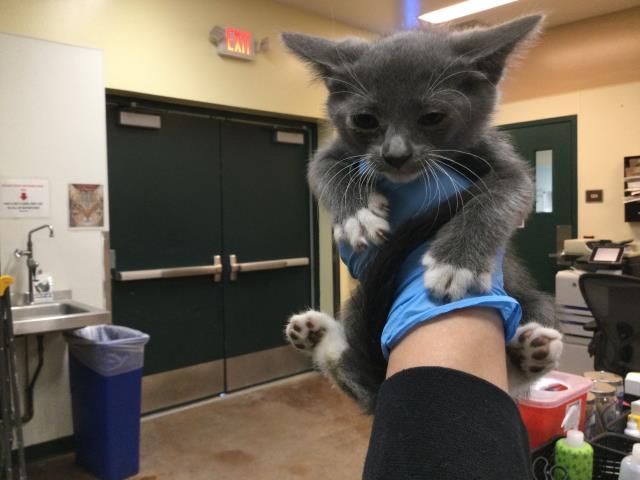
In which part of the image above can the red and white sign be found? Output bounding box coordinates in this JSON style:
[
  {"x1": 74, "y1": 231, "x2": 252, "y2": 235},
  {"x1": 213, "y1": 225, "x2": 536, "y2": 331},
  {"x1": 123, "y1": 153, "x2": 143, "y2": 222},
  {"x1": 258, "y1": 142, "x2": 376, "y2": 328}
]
[
  {"x1": 224, "y1": 27, "x2": 252, "y2": 57},
  {"x1": 211, "y1": 26, "x2": 258, "y2": 60},
  {"x1": 0, "y1": 178, "x2": 50, "y2": 218}
]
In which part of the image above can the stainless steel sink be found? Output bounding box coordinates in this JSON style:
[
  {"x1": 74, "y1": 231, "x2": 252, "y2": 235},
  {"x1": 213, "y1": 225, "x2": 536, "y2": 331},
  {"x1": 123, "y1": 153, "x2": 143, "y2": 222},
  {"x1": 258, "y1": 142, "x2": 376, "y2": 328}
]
[{"x1": 11, "y1": 300, "x2": 111, "y2": 336}]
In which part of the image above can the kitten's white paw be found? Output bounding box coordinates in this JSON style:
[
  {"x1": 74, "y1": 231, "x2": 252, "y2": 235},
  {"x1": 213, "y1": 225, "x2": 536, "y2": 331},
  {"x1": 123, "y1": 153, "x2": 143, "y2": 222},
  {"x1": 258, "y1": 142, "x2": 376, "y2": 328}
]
[
  {"x1": 367, "y1": 192, "x2": 389, "y2": 217},
  {"x1": 508, "y1": 322, "x2": 563, "y2": 377},
  {"x1": 422, "y1": 253, "x2": 491, "y2": 300},
  {"x1": 285, "y1": 311, "x2": 346, "y2": 365},
  {"x1": 334, "y1": 197, "x2": 390, "y2": 251}
]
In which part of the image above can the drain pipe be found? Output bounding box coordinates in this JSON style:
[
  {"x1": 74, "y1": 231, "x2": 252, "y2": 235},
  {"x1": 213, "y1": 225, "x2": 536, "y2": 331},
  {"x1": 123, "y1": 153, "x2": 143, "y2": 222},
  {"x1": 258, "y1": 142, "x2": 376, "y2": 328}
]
[{"x1": 21, "y1": 334, "x2": 45, "y2": 424}]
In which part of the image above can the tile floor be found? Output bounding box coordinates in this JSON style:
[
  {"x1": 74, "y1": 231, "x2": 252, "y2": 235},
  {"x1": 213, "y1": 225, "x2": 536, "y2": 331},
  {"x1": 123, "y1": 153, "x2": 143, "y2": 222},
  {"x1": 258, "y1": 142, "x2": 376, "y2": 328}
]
[{"x1": 27, "y1": 372, "x2": 373, "y2": 479}]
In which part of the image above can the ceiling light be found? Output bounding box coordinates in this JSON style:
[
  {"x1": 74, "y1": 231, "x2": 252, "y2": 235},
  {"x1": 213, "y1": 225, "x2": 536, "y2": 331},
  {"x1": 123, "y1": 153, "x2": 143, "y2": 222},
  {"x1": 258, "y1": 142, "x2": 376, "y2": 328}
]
[{"x1": 418, "y1": 0, "x2": 518, "y2": 24}]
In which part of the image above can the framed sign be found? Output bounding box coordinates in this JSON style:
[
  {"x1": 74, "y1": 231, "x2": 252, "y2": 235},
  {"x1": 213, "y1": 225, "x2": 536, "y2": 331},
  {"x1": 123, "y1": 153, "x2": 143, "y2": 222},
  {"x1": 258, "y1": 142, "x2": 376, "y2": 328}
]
[{"x1": 0, "y1": 178, "x2": 50, "y2": 218}]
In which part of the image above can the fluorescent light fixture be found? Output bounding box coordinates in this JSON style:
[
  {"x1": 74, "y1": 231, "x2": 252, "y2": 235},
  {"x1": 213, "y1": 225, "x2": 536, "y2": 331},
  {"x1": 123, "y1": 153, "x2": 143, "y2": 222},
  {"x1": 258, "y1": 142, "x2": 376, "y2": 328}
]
[{"x1": 418, "y1": 0, "x2": 518, "y2": 24}]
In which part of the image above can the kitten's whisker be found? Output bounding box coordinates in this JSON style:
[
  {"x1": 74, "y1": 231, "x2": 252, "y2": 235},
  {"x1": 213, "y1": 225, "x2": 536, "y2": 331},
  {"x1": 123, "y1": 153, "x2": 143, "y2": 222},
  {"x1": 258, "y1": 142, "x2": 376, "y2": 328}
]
[
  {"x1": 431, "y1": 161, "x2": 464, "y2": 213},
  {"x1": 333, "y1": 47, "x2": 370, "y2": 98},
  {"x1": 340, "y1": 160, "x2": 366, "y2": 215},
  {"x1": 426, "y1": 57, "x2": 462, "y2": 96},
  {"x1": 430, "y1": 69, "x2": 491, "y2": 94},
  {"x1": 425, "y1": 160, "x2": 448, "y2": 220},
  {"x1": 356, "y1": 162, "x2": 375, "y2": 202},
  {"x1": 340, "y1": 153, "x2": 371, "y2": 162},
  {"x1": 417, "y1": 162, "x2": 436, "y2": 216},
  {"x1": 428, "y1": 153, "x2": 492, "y2": 196},
  {"x1": 327, "y1": 90, "x2": 370, "y2": 101},
  {"x1": 432, "y1": 89, "x2": 472, "y2": 111},
  {"x1": 430, "y1": 149, "x2": 494, "y2": 172},
  {"x1": 318, "y1": 160, "x2": 361, "y2": 206},
  {"x1": 416, "y1": 164, "x2": 429, "y2": 215},
  {"x1": 322, "y1": 76, "x2": 369, "y2": 99},
  {"x1": 430, "y1": 156, "x2": 494, "y2": 212}
]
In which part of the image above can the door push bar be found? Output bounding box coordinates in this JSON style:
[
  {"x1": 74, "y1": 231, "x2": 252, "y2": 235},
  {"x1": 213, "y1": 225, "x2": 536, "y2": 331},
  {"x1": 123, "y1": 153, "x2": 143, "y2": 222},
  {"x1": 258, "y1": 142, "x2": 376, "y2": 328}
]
[
  {"x1": 228, "y1": 255, "x2": 309, "y2": 281},
  {"x1": 113, "y1": 255, "x2": 223, "y2": 282}
]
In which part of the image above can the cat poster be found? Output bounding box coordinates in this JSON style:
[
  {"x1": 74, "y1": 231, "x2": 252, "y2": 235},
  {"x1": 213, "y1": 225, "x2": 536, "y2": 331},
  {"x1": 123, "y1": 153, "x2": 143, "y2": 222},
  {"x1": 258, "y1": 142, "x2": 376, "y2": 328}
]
[{"x1": 68, "y1": 183, "x2": 104, "y2": 228}]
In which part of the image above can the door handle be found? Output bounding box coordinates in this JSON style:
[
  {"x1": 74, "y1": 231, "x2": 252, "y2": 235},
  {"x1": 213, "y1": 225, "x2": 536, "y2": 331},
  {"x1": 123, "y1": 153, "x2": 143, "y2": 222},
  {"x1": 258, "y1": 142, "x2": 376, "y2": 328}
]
[
  {"x1": 113, "y1": 255, "x2": 223, "y2": 282},
  {"x1": 228, "y1": 254, "x2": 309, "y2": 281}
]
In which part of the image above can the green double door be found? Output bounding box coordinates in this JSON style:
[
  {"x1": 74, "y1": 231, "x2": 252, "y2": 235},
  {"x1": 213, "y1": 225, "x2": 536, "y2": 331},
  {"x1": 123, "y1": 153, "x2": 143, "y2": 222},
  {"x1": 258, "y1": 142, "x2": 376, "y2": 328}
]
[
  {"x1": 107, "y1": 96, "x2": 314, "y2": 412},
  {"x1": 500, "y1": 116, "x2": 577, "y2": 293}
]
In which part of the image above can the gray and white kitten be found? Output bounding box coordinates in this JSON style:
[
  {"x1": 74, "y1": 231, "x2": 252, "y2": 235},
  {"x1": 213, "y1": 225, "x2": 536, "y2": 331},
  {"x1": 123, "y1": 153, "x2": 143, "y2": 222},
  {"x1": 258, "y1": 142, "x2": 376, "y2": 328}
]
[{"x1": 283, "y1": 16, "x2": 563, "y2": 413}]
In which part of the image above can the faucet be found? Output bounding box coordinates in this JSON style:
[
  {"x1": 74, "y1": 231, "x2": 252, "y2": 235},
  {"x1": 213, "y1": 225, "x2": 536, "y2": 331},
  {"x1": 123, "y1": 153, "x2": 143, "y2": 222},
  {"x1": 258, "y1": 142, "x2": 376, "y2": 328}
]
[{"x1": 14, "y1": 225, "x2": 55, "y2": 304}]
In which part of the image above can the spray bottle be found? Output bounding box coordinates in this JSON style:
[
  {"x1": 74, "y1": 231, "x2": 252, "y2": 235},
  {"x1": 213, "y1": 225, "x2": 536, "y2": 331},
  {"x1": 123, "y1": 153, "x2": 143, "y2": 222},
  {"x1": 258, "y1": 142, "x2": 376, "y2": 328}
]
[
  {"x1": 554, "y1": 430, "x2": 593, "y2": 480},
  {"x1": 619, "y1": 443, "x2": 640, "y2": 479}
]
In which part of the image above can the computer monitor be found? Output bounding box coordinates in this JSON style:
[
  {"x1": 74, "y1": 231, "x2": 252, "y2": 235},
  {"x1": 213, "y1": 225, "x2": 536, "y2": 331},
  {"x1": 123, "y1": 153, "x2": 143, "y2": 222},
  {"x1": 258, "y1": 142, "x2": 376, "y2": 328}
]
[{"x1": 589, "y1": 246, "x2": 625, "y2": 265}]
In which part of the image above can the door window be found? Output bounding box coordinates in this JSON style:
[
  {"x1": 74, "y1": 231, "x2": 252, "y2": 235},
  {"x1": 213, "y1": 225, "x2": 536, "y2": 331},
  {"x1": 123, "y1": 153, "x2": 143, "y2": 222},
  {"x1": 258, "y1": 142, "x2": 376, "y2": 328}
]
[{"x1": 535, "y1": 149, "x2": 553, "y2": 213}]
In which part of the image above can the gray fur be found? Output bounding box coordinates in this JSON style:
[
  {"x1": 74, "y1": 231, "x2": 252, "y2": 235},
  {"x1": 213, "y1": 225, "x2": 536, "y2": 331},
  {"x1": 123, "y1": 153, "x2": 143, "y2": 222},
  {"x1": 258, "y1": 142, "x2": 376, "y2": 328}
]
[{"x1": 283, "y1": 16, "x2": 562, "y2": 411}]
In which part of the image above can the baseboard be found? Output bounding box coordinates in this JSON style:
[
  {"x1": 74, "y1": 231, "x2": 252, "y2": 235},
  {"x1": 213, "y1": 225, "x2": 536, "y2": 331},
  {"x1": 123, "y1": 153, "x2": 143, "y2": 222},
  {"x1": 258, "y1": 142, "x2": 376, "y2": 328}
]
[{"x1": 25, "y1": 435, "x2": 74, "y2": 462}]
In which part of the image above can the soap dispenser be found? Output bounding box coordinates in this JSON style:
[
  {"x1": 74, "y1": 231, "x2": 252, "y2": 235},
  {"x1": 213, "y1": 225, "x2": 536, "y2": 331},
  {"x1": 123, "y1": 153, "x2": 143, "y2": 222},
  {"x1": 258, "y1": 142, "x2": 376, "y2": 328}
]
[
  {"x1": 619, "y1": 443, "x2": 640, "y2": 479},
  {"x1": 626, "y1": 419, "x2": 640, "y2": 439},
  {"x1": 554, "y1": 430, "x2": 593, "y2": 480}
]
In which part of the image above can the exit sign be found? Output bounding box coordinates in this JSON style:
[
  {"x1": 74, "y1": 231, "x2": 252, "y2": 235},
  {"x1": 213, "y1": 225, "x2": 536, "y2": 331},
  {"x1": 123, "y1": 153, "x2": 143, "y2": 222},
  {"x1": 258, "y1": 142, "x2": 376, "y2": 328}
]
[{"x1": 210, "y1": 26, "x2": 259, "y2": 60}]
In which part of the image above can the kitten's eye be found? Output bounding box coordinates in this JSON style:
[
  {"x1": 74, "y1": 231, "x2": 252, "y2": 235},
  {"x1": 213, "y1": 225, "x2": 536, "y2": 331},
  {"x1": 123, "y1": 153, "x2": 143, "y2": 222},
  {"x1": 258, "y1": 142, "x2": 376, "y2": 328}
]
[
  {"x1": 418, "y1": 112, "x2": 446, "y2": 126},
  {"x1": 351, "y1": 114, "x2": 380, "y2": 130}
]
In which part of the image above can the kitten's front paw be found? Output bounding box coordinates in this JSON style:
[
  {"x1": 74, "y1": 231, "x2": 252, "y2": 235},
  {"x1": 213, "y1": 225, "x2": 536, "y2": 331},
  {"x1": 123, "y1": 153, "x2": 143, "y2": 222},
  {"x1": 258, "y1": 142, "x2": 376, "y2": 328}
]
[
  {"x1": 422, "y1": 253, "x2": 492, "y2": 300},
  {"x1": 334, "y1": 194, "x2": 390, "y2": 251},
  {"x1": 507, "y1": 323, "x2": 563, "y2": 377}
]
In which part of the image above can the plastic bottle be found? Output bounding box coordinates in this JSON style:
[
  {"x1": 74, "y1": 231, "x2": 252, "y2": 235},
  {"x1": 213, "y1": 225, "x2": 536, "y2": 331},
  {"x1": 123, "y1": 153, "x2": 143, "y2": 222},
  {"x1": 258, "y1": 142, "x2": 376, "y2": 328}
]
[
  {"x1": 554, "y1": 430, "x2": 593, "y2": 480},
  {"x1": 626, "y1": 419, "x2": 640, "y2": 439},
  {"x1": 619, "y1": 443, "x2": 640, "y2": 479}
]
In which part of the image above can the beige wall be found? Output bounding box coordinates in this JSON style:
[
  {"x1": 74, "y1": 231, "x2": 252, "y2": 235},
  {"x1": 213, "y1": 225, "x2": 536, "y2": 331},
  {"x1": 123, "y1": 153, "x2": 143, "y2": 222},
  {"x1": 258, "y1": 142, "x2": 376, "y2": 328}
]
[
  {"x1": 497, "y1": 81, "x2": 640, "y2": 242},
  {"x1": 497, "y1": 8, "x2": 640, "y2": 242},
  {"x1": 0, "y1": 0, "x2": 372, "y2": 119},
  {"x1": 0, "y1": 0, "x2": 376, "y2": 448},
  {"x1": 0, "y1": 0, "x2": 372, "y2": 322},
  {"x1": 0, "y1": 0, "x2": 375, "y2": 317},
  {"x1": 501, "y1": 7, "x2": 640, "y2": 103}
]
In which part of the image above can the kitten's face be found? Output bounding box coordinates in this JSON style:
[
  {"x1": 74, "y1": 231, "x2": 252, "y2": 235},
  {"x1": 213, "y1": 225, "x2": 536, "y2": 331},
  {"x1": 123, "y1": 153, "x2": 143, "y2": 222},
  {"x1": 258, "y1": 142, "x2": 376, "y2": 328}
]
[
  {"x1": 283, "y1": 16, "x2": 541, "y2": 182},
  {"x1": 325, "y1": 33, "x2": 496, "y2": 182}
]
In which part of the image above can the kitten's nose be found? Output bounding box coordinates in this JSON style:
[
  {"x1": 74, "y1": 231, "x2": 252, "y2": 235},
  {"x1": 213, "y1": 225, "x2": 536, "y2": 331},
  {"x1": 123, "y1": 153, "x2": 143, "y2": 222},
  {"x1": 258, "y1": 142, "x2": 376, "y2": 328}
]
[{"x1": 382, "y1": 135, "x2": 412, "y2": 169}]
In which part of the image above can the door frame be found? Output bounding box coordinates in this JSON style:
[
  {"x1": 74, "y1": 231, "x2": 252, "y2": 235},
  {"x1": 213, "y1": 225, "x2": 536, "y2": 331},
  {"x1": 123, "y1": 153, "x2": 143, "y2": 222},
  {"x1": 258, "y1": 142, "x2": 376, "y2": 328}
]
[
  {"x1": 105, "y1": 89, "x2": 320, "y2": 311},
  {"x1": 498, "y1": 114, "x2": 579, "y2": 239},
  {"x1": 105, "y1": 91, "x2": 320, "y2": 408}
]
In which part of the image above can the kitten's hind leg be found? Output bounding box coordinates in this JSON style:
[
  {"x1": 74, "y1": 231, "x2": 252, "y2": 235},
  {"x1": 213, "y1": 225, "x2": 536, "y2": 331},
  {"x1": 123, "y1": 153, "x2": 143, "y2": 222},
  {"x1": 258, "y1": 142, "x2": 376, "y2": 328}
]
[
  {"x1": 503, "y1": 250, "x2": 563, "y2": 395},
  {"x1": 286, "y1": 310, "x2": 348, "y2": 379},
  {"x1": 507, "y1": 322, "x2": 563, "y2": 395},
  {"x1": 285, "y1": 310, "x2": 376, "y2": 408}
]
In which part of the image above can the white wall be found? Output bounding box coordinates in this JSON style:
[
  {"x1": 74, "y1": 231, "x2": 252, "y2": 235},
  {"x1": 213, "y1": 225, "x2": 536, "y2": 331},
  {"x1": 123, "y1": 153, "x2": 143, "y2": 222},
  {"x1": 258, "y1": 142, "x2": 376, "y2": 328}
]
[{"x1": 0, "y1": 33, "x2": 108, "y2": 445}]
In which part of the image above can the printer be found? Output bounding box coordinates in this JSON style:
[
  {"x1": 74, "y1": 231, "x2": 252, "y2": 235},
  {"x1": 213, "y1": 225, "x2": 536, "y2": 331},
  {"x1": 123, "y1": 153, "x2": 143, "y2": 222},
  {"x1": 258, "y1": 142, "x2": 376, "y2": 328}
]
[
  {"x1": 562, "y1": 239, "x2": 640, "y2": 274},
  {"x1": 556, "y1": 239, "x2": 640, "y2": 339}
]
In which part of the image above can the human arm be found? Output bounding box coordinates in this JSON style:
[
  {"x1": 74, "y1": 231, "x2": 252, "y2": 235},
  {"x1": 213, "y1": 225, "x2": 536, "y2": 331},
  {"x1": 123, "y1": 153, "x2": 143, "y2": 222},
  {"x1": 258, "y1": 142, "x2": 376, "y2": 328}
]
[{"x1": 363, "y1": 308, "x2": 532, "y2": 479}]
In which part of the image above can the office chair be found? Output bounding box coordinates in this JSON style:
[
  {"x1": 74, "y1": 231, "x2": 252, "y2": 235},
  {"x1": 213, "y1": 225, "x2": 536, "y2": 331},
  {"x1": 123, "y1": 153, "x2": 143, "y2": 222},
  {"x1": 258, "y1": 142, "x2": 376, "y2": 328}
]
[{"x1": 579, "y1": 273, "x2": 640, "y2": 377}]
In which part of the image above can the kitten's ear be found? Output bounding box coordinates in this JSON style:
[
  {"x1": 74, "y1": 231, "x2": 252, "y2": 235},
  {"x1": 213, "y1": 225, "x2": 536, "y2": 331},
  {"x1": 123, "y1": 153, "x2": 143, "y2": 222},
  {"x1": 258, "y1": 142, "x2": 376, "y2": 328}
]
[
  {"x1": 453, "y1": 15, "x2": 543, "y2": 83},
  {"x1": 281, "y1": 32, "x2": 369, "y2": 78}
]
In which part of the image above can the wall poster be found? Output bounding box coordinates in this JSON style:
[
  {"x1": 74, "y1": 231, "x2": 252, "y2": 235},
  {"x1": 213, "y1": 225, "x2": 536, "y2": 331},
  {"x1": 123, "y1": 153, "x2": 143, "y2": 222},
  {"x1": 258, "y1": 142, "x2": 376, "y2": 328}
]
[{"x1": 68, "y1": 183, "x2": 104, "y2": 228}]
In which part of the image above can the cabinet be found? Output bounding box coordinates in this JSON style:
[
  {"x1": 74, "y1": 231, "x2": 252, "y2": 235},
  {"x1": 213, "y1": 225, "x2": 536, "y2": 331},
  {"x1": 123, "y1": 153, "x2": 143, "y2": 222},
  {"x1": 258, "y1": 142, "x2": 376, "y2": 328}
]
[{"x1": 624, "y1": 155, "x2": 640, "y2": 222}]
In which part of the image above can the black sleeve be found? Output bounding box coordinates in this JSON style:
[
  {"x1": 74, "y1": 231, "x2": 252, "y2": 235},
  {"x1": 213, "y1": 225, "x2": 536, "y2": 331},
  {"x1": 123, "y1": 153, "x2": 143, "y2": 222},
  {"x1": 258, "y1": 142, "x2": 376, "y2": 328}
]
[{"x1": 363, "y1": 367, "x2": 532, "y2": 480}]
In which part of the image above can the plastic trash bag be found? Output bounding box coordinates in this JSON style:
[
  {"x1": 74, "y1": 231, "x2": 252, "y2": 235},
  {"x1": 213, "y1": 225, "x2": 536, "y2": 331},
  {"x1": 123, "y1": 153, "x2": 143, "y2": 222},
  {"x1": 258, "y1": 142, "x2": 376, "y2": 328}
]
[{"x1": 65, "y1": 325, "x2": 150, "y2": 377}]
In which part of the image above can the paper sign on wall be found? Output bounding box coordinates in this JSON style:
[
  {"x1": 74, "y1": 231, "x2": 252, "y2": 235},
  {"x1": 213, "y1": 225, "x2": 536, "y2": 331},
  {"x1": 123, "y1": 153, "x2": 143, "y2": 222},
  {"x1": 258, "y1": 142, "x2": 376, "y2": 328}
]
[{"x1": 0, "y1": 179, "x2": 50, "y2": 218}]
